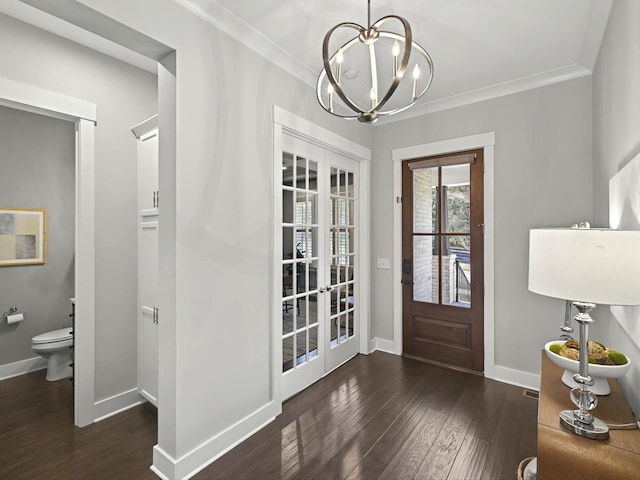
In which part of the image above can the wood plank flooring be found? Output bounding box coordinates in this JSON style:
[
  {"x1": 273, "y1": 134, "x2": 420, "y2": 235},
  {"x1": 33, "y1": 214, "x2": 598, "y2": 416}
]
[
  {"x1": 0, "y1": 352, "x2": 537, "y2": 479},
  {"x1": 0, "y1": 369, "x2": 158, "y2": 480}
]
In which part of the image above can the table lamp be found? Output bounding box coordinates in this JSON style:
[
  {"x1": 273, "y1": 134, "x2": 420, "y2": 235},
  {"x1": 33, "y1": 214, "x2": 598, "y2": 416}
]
[{"x1": 528, "y1": 227, "x2": 640, "y2": 440}]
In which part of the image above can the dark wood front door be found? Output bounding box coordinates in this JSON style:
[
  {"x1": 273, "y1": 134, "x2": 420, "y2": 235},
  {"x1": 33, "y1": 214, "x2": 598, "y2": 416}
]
[{"x1": 402, "y1": 149, "x2": 484, "y2": 372}]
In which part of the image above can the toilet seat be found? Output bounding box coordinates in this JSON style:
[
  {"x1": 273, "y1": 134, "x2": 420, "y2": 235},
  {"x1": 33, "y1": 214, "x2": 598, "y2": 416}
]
[{"x1": 32, "y1": 328, "x2": 73, "y2": 344}]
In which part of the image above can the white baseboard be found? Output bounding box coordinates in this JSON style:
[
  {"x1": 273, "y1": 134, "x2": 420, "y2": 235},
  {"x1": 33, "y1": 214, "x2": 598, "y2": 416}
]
[
  {"x1": 152, "y1": 400, "x2": 279, "y2": 480},
  {"x1": 0, "y1": 356, "x2": 47, "y2": 381},
  {"x1": 370, "y1": 337, "x2": 397, "y2": 355},
  {"x1": 365, "y1": 344, "x2": 540, "y2": 392},
  {"x1": 93, "y1": 387, "x2": 144, "y2": 423},
  {"x1": 494, "y1": 365, "x2": 540, "y2": 391}
]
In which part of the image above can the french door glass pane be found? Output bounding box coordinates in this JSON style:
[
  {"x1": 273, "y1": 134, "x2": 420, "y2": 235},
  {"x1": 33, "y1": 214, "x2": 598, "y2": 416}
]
[
  {"x1": 331, "y1": 315, "x2": 338, "y2": 344},
  {"x1": 283, "y1": 189, "x2": 294, "y2": 224},
  {"x1": 283, "y1": 336, "x2": 294, "y2": 372},
  {"x1": 347, "y1": 311, "x2": 355, "y2": 338},
  {"x1": 309, "y1": 161, "x2": 318, "y2": 191},
  {"x1": 282, "y1": 153, "x2": 294, "y2": 187},
  {"x1": 309, "y1": 291, "x2": 318, "y2": 325},
  {"x1": 296, "y1": 331, "x2": 307, "y2": 364},
  {"x1": 309, "y1": 326, "x2": 318, "y2": 360},
  {"x1": 347, "y1": 199, "x2": 355, "y2": 225},
  {"x1": 282, "y1": 226, "x2": 293, "y2": 262}
]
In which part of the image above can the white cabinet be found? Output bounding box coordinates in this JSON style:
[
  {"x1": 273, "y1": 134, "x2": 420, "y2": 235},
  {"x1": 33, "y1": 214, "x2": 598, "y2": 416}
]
[{"x1": 132, "y1": 115, "x2": 159, "y2": 406}]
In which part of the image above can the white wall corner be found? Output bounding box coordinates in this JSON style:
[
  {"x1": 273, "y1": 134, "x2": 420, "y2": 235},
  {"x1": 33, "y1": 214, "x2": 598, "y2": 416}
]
[
  {"x1": 152, "y1": 401, "x2": 279, "y2": 480},
  {"x1": 93, "y1": 388, "x2": 144, "y2": 423},
  {"x1": 371, "y1": 338, "x2": 397, "y2": 355},
  {"x1": 579, "y1": 0, "x2": 614, "y2": 71},
  {"x1": 493, "y1": 365, "x2": 540, "y2": 392}
]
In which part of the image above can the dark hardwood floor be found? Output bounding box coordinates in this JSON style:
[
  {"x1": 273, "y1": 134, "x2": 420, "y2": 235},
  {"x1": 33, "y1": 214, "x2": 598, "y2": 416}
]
[
  {"x1": 0, "y1": 352, "x2": 537, "y2": 480},
  {"x1": 0, "y1": 368, "x2": 158, "y2": 480}
]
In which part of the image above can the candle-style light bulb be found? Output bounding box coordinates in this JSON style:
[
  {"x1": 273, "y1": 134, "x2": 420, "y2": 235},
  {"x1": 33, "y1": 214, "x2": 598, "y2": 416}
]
[
  {"x1": 328, "y1": 83, "x2": 334, "y2": 112},
  {"x1": 370, "y1": 87, "x2": 377, "y2": 109},
  {"x1": 392, "y1": 40, "x2": 400, "y2": 77},
  {"x1": 412, "y1": 64, "x2": 420, "y2": 100},
  {"x1": 335, "y1": 48, "x2": 344, "y2": 84}
]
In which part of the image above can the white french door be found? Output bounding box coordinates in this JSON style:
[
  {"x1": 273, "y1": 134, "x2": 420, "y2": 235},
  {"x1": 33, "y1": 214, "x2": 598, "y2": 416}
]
[{"x1": 280, "y1": 134, "x2": 359, "y2": 399}]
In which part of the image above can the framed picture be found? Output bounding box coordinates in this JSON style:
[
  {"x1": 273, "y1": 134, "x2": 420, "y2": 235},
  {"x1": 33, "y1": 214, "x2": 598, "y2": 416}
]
[{"x1": 0, "y1": 208, "x2": 47, "y2": 266}]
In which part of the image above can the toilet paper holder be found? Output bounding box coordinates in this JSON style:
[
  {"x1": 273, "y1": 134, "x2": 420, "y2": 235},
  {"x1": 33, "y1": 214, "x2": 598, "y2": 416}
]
[{"x1": 2, "y1": 307, "x2": 18, "y2": 319}]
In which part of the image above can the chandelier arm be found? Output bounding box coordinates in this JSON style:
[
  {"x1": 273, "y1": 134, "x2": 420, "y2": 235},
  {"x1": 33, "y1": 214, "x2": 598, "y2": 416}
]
[
  {"x1": 315, "y1": 70, "x2": 360, "y2": 120},
  {"x1": 374, "y1": 35, "x2": 434, "y2": 116},
  {"x1": 370, "y1": 16, "x2": 412, "y2": 112},
  {"x1": 321, "y1": 22, "x2": 367, "y2": 115}
]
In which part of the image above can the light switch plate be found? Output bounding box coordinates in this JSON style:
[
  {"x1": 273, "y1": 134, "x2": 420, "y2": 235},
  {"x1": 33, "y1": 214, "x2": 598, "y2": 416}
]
[{"x1": 376, "y1": 258, "x2": 391, "y2": 269}]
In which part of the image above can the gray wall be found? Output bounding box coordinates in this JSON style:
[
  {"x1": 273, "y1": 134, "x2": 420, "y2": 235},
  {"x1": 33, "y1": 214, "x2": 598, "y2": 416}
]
[
  {"x1": 371, "y1": 76, "x2": 593, "y2": 374},
  {"x1": 0, "y1": 106, "x2": 75, "y2": 365},
  {"x1": 0, "y1": 13, "x2": 157, "y2": 401},
  {"x1": 592, "y1": 0, "x2": 640, "y2": 417}
]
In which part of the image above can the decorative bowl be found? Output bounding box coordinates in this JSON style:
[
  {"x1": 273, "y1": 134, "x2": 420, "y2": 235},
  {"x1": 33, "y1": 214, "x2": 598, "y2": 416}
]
[{"x1": 544, "y1": 340, "x2": 631, "y2": 395}]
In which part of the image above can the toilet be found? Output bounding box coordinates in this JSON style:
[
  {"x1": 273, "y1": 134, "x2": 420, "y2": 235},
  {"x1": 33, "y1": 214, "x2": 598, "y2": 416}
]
[{"x1": 31, "y1": 327, "x2": 73, "y2": 381}]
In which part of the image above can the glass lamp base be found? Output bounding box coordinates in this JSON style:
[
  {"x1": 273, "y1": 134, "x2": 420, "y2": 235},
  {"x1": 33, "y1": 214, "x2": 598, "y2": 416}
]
[{"x1": 559, "y1": 410, "x2": 609, "y2": 440}]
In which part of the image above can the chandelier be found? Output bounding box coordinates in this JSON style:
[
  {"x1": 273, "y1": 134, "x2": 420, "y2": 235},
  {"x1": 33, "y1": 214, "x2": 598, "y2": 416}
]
[{"x1": 316, "y1": 0, "x2": 434, "y2": 124}]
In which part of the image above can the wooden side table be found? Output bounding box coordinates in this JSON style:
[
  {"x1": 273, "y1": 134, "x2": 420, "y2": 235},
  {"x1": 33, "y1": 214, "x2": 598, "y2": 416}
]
[{"x1": 538, "y1": 352, "x2": 640, "y2": 479}]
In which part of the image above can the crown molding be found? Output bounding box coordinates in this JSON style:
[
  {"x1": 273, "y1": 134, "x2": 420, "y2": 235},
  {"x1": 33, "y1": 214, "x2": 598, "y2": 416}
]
[
  {"x1": 579, "y1": 0, "x2": 613, "y2": 71},
  {"x1": 374, "y1": 63, "x2": 592, "y2": 126},
  {"x1": 0, "y1": 0, "x2": 157, "y2": 73},
  {"x1": 176, "y1": 0, "x2": 317, "y2": 87},
  {"x1": 11, "y1": 0, "x2": 606, "y2": 124},
  {"x1": 179, "y1": 1, "x2": 605, "y2": 126}
]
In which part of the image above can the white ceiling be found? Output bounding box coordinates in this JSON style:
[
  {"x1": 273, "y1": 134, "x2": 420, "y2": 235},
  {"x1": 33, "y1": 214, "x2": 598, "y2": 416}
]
[{"x1": 0, "y1": 0, "x2": 613, "y2": 122}]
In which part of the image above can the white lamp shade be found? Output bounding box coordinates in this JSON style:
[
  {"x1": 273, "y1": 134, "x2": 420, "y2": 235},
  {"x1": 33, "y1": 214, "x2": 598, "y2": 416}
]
[{"x1": 529, "y1": 228, "x2": 640, "y2": 305}]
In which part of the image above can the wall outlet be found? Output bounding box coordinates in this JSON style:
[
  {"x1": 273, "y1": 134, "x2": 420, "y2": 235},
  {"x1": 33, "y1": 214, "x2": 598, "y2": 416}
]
[{"x1": 376, "y1": 258, "x2": 391, "y2": 269}]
